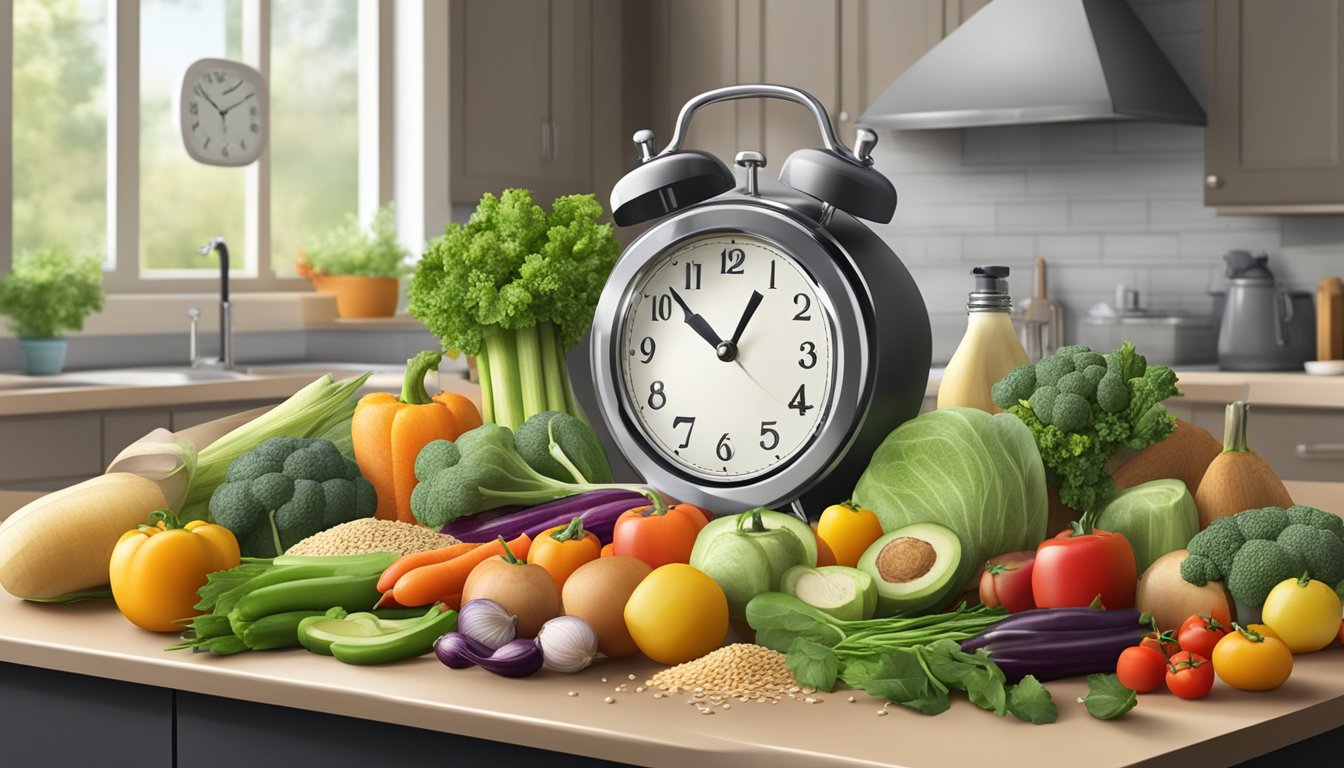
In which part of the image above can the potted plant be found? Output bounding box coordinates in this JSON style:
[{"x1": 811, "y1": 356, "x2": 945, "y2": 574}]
[
  {"x1": 0, "y1": 248, "x2": 106, "y2": 375},
  {"x1": 299, "y1": 203, "x2": 412, "y2": 318}
]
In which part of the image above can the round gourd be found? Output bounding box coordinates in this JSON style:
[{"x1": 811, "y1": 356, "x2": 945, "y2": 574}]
[{"x1": 561, "y1": 556, "x2": 651, "y2": 658}]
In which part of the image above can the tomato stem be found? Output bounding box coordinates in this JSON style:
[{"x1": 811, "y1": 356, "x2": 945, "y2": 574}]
[
  {"x1": 498, "y1": 535, "x2": 523, "y2": 565},
  {"x1": 550, "y1": 517, "x2": 587, "y2": 543}
]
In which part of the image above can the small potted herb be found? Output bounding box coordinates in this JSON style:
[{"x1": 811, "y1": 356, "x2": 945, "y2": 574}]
[
  {"x1": 0, "y1": 248, "x2": 106, "y2": 375},
  {"x1": 299, "y1": 203, "x2": 412, "y2": 318}
]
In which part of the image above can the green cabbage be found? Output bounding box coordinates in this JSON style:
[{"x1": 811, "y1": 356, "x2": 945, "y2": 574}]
[
  {"x1": 1094, "y1": 479, "x2": 1198, "y2": 574},
  {"x1": 852, "y1": 408, "x2": 1049, "y2": 598}
]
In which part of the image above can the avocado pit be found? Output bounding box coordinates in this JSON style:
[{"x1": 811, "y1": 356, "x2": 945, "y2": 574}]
[{"x1": 874, "y1": 536, "x2": 937, "y2": 583}]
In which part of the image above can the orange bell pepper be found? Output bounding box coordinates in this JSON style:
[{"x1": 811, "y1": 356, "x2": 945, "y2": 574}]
[
  {"x1": 527, "y1": 517, "x2": 601, "y2": 591},
  {"x1": 109, "y1": 509, "x2": 241, "y2": 632},
  {"x1": 353, "y1": 350, "x2": 482, "y2": 523}
]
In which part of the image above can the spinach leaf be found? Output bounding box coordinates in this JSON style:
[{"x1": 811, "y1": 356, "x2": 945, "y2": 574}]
[
  {"x1": 855, "y1": 649, "x2": 932, "y2": 703},
  {"x1": 785, "y1": 639, "x2": 839, "y2": 692},
  {"x1": 1082, "y1": 673, "x2": 1137, "y2": 720},
  {"x1": 1007, "y1": 675, "x2": 1058, "y2": 724},
  {"x1": 899, "y1": 689, "x2": 951, "y2": 716}
]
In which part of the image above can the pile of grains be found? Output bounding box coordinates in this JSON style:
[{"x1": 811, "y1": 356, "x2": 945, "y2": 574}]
[
  {"x1": 647, "y1": 644, "x2": 801, "y2": 702},
  {"x1": 284, "y1": 518, "x2": 460, "y2": 556}
]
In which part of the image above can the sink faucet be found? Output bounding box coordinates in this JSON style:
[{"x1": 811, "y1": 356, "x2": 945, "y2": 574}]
[{"x1": 197, "y1": 237, "x2": 234, "y2": 370}]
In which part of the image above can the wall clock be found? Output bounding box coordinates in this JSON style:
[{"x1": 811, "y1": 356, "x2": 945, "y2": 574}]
[
  {"x1": 590, "y1": 84, "x2": 931, "y2": 517},
  {"x1": 179, "y1": 58, "x2": 268, "y2": 167}
]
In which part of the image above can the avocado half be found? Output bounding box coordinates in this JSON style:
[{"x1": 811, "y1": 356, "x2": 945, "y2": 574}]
[{"x1": 857, "y1": 522, "x2": 963, "y2": 616}]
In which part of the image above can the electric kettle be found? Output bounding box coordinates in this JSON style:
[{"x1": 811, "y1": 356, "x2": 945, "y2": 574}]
[{"x1": 1217, "y1": 251, "x2": 1316, "y2": 371}]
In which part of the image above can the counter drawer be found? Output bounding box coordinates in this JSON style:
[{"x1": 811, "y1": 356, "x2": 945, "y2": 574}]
[
  {"x1": 1187, "y1": 405, "x2": 1344, "y2": 484},
  {"x1": 0, "y1": 413, "x2": 103, "y2": 483}
]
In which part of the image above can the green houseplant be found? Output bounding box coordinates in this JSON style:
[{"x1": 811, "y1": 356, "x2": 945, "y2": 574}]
[
  {"x1": 0, "y1": 248, "x2": 106, "y2": 375},
  {"x1": 300, "y1": 204, "x2": 412, "y2": 318}
]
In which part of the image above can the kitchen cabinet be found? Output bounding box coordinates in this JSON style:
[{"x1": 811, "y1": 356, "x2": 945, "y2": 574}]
[
  {"x1": 448, "y1": 0, "x2": 597, "y2": 204},
  {"x1": 1204, "y1": 0, "x2": 1344, "y2": 212},
  {"x1": 646, "y1": 1, "x2": 944, "y2": 165}
]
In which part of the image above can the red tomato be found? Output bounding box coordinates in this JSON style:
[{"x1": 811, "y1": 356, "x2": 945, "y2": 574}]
[
  {"x1": 611, "y1": 503, "x2": 708, "y2": 569},
  {"x1": 1140, "y1": 630, "x2": 1180, "y2": 658},
  {"x1": 1177, "y1": 614, "x2": 1228, "y2": 660},
  {"x1": 978, "y1": 550, "x2": 1037, "y2": 613},
  {"x1": 1165, "y1": 651, "x2": 1214, "y2": 700},
  {"x1": 1031, "y1": 529, "x2": 1138, "y2": 609},
  {"x1": 1116, "y1": 645, "x2": 1167, "y2": 694}
]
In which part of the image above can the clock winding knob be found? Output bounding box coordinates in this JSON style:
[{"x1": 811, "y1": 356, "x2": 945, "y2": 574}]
[
  {"x1": 734, "y1": 151, "x2": 766, "y2": 197},
  {"x1": 633, "y1": 130, "x2": 658, "y2": 162}
]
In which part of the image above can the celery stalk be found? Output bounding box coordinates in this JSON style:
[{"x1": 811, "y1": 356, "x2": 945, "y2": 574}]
[
  {"x1": 483, "y1": 329, "x2": 525, "y2": 431},
  {"x1": 515, "y1": 324, "x2": 548, "y2": 419},
  {"x1": 539, "y1": 322, "x2": 570, "y2": 414}
]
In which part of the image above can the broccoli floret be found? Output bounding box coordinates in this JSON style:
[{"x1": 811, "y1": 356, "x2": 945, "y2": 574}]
[
  {"x1": 1052, "y1": 392, "x2": 1093, "y2": 433},
  {"x1": 514, "y1": 410, "x2": 613, "y2": 484},
  {"x1": 990, "y1": 364, "x2": 1037, "y2": 411},
  {"x1": 1226, "y1": 539, "x2": 1306, "y2": 608},
  {"x1": 1180, "y1": 553, "x2": 1220, "y2": 586},
  {"x1": 1234, "y1": 506, "x2": 1291, "y2": 541},
  {"x1": 208, "y1": 436, "x2": 377, "y2": 557},
  {"x1": 1081, "y1": 363, "x2": 1107, "y2": 391},
  {"x1": 1186, "y1": 517, "x2": 1245, "y2": 579},
  {"x1": 1096, "y1": 372, "x2": 1130, "y2": 414},
  {"x1": 1035, "y1": 355, "x2": 1076, "y2": 388},
  {"x1": 1053, "y1": 344, "x2": 1094, "y2": 358},
  {"x1": 1277, "y1": 523, "x2": 1344, "y2": 586},
  {"x1": 1072, "y1": 351, "x2": 1107, "y2": 371},
  {"x1": 1286, "y1": 504, "x2": 1344, "y2": 539},
  {"x1": 408, "y1": 422, "x2": 654, "y2": 529},
  {"x1": 1056, "y1": 371, "x2": 1096, "y2": 400},
  {"x1": 1029, "y1": 386, "x2": 1058, "y2": 426}
]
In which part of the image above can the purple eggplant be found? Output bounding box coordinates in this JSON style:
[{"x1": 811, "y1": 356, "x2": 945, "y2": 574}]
[
  {"x1": 986, "y1": 607, "x2": 1143, "y2": 633},
  {"x1": 434, "y1": 632, "x2": 543, "y2": 678},
  {"x1": 440, "y1": 489, "x2": 646, "y2": 543},
  {"x1": 961, "y1": 607, "x2": 1148, "y2": 682}
]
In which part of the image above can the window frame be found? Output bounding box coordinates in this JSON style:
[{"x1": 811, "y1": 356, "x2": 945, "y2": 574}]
[{"x1": 2, "y1": 0, "x2": 392, "y2": 293}]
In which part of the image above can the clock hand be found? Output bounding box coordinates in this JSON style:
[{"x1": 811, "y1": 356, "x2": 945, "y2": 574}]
[
  {"x1": 220, "y1": 92, "x2": 255, "y2": 115},
  {"x1": 728, "y1": 290, "x2": 765, "y2": 347},
  {"x1": 667, "y1": 286, "x2": 724, "y2": 350},
  {"x1": 194, "y1": 85, "x2": 224, "y2": 115},
  {"x1": 732, "y1": 358, "x2": 788, "y2": 408}
]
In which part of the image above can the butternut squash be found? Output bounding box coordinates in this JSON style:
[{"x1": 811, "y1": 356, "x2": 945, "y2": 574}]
[
  {"x1": 0, "y1": 473, "x2": 167, "y2": 599},
  {"x1": 1193, "y1": 401, "x2": 1292, "y2": 529},
  {"x1": 1114, "y1": 419, "x2": 1223, "y2": 496}
]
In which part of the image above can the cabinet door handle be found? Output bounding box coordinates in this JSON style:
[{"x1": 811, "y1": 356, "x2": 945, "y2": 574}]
[
  {"x1": 541, "y1": 121, "x2": 552, "y2": 162},
  {"x1": 1296, "y1": 443, "x2": 1344, "y2": 460},
  {"x1": 1205, "y1": 174, "x2": 1222, "y2": 189}
]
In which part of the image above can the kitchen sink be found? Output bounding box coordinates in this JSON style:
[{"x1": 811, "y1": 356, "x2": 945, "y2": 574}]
[{"x1": 0, "y1": 367, "x2": 250, "y2": 391}]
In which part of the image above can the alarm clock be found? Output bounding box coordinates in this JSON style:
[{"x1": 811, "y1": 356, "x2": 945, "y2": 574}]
[
  {"x1": 179, "y1": 58, "x2": 268, "y2": 166},
  {"x1": 590, "y1": 84, "x2": 931, "y2": 517}
]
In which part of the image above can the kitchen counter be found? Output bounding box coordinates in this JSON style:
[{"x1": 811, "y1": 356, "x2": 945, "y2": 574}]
[{"x1": 1, "y1": 488, "x2": 1344, "y2": 767}]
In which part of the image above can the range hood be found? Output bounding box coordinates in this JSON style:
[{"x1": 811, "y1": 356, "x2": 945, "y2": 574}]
[{"x1": 858, "y1": 0, "x2": 1205, "y2": 130}]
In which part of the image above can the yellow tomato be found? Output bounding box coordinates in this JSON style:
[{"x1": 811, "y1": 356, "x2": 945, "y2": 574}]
[
  {"x1": 1261, "y1": 575, "x2": 1343, "y2": 653},
  {"x1": 109, "y1": 511, "x2": 240, "y2": 632},
  {"x1": 816, "y1": 501, "x2": 884, "y2": 568},
  {"x1": 623, "y1": 563, "x2": 728, "y2": 664},
  {"x1": 1211, "y1": 624, "x2": 1293, "y2": 691}
]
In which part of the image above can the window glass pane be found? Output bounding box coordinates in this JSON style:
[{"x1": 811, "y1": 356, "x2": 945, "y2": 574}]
[
  {"x1": 12, "y1": 0, "x2": 107, "y2": 261},
  {"x1": 270, "y1": 1, "x2": 359, "y2": 277},
  {"x1": 140, "y1": 0, "x2": 245, "y2": 273}
]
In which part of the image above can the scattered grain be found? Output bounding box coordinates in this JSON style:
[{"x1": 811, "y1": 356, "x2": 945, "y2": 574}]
[
  {"x1": 604, "y1": 696, "x2": 615, "y2": 704},
  {"x1": 285, "y1": 518, "x2": 459, "y2": 557},
  {"x1": 568, "y1": 691, "x2": 578, "y2": 697},
  {"x1": 876, "y1": 709, "x2": 888, "y2": 717},
  {"x1": 648, "y1": 644, "x2": 797, "y2": 699}
]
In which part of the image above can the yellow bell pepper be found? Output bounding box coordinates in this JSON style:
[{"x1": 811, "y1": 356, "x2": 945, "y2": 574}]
[{"x1": 109, "y1": 509, "x2": 240, "y2": 632}]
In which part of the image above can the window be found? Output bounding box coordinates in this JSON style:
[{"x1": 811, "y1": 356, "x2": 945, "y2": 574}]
[{"x1": 3, "y1": 0, "x2": 378, "y2": 288}]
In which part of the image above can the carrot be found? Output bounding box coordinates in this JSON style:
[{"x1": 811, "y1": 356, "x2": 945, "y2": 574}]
[
  {"x1": 376, "y1": 541, "x2": 482, "y2": 593},
  {"x1": 392, "y1": 533, "x2": 532, "y2": 607}
]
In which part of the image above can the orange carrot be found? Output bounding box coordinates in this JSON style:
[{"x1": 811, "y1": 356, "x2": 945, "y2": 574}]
[
  {"x1": 376, "y1": 541, "x2": 482, "y2": 593},
  {"x1": 392, "y1": 533, "x2": 532, "y2": 607}
]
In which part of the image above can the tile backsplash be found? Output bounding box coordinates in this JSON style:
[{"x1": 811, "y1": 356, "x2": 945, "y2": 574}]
[{"x1": 868, "y1": 0, "x2": 1344, "y2": 364}]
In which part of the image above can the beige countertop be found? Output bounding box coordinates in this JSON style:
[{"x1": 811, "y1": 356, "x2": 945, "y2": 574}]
[{"x1": 1, "y1": 491, "x2": 1343, "y2": 767}]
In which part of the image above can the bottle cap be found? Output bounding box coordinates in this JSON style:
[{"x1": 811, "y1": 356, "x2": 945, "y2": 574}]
[{"x1": 969, "y1": 266, "x2": 1012, "y2": 311}]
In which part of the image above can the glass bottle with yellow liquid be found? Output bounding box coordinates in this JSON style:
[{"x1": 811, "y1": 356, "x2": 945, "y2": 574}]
[{"x1": 937, "y1": 266, "x2": 1030, "y2": 413}]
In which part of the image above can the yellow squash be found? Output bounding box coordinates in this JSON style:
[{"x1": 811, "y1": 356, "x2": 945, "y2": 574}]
[{"x1": 109, "y1": 510, "x2": 240, "y2": 632}]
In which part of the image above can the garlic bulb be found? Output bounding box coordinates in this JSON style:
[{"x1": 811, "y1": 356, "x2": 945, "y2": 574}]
[{"x1": 536, "y1": 615, "x2": 599, "y2": 673}]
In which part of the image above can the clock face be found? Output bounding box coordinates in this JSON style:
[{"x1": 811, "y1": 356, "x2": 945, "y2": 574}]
[
  {"x1": 618, "y1": 233, "x2": 836, "y2": 481},
  {"x1": 179, "y1": 59, "x2": 267, "y2": 167}
]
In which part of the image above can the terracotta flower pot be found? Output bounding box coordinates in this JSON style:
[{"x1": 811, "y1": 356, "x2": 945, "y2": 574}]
[{"x1": 311, "y1": 275, "x2": 400, "y2": 318}]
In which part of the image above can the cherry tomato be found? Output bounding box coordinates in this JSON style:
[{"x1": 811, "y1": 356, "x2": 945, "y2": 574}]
[
  {"x1": 1032, "y1": 529, "x2": 1137, "y2": 609},
  {"x1": 611, "y1": 503, "x2": 709, "y2": 570},
  {"x1": 1165, "y1": 651, "x2": 1214, "y2": 700},
  {"x1": 1211, "y1": 624, "x2": 1293, "y2": 691},
  {"x1": 978, "y1": 550, "x2": 1037, "y2": 613},
  {"x1": 1140, "y1": 629, "x2": 1179, "y2": 658},
  {"x1": 1116, "y1": 645, "x2": 1166, "y2": 694},
  {"x1": 1177, "y1": 613, "x2": 1228, "y2": 660}
]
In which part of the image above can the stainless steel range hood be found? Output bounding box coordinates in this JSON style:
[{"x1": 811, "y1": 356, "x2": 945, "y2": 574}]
[{"x1": 857, "y1": 0, "x2": 1205, "y2": 130}]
